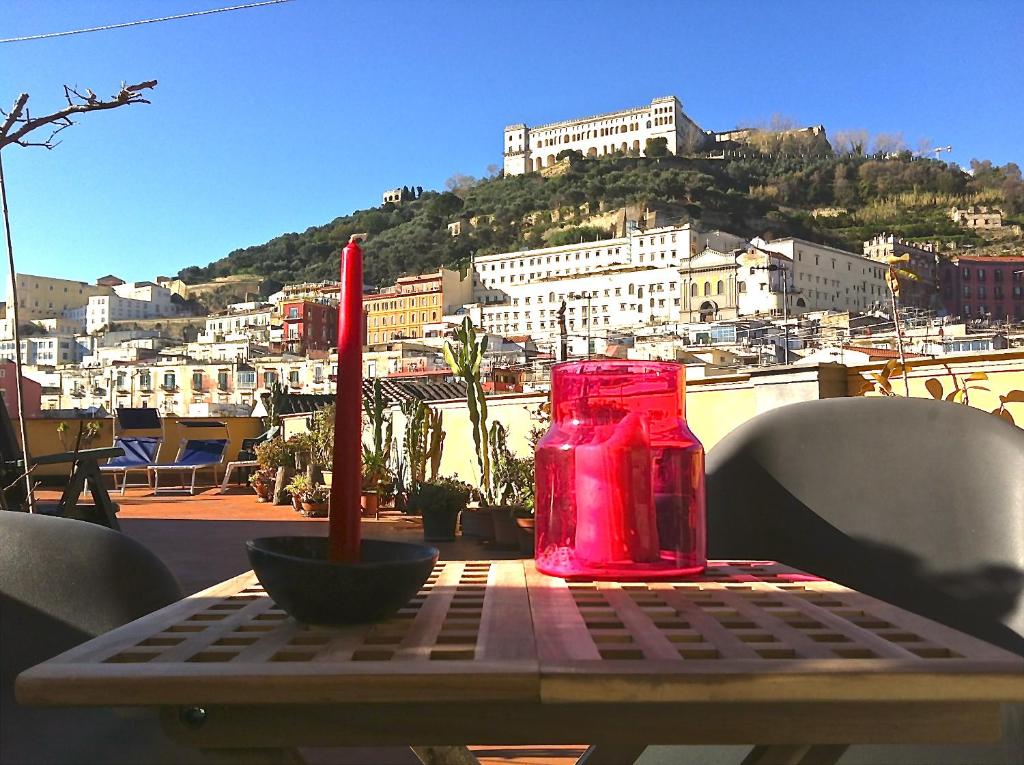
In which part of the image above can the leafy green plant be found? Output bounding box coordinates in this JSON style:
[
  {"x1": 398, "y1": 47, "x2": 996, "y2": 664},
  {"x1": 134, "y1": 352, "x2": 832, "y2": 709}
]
[
  {"x1": 56, "y1": 420, "x2": 103, "y2": 452},
  {"x1": 489, "y1": 421, "x2": 534, "y2": 508},
  {"x1": 254, "y1": 437, "x2": 294, "y2": 470},
  {"x1": 248, "y1": 467, "x2": 276, "y2": 500},
  {"x1": 284, "y1": 473, "x2": 312, "y2": 499},
  {"x1": 309, "y1": 403, "x2": 335, "y2": 469},
  {"x1": 414, "y1": 476, "x2": 471, "y2": 517},
  {"x1": 444, "y1": 317, "x2": 490, "y2": 497},
  {"x1": 361, "y1": 448, "x2": 391, "y2": 493}
]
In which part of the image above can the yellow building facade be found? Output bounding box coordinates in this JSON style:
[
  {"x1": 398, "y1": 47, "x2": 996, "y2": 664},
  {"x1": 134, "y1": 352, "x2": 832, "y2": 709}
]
[{"x1": 365, "y1": 268, "x2": 472, "y2": 345}]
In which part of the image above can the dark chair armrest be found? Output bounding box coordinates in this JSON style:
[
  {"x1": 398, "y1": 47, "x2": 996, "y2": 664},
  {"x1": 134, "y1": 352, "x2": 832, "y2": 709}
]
[{"x1": 32, "y1": 447, "x2": 125, "y2": 466}]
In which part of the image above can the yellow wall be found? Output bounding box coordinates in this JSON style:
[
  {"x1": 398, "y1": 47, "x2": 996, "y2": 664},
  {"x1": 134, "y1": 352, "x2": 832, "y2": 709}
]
[{"x1": 19, "y1": 415, "x2": 263, "y2": 478}]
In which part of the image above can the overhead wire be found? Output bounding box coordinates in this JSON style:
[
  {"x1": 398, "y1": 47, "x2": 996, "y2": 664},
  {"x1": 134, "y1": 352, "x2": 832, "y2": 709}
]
[{"x1": 0, "y1": 0, "x2": 294, "y2": 44}]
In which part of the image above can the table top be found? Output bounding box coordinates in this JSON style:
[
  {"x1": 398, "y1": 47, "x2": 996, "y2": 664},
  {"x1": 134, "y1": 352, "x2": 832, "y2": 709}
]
[{"x1": 18, "y1": 560, "x2": 1024, "y2": 708}]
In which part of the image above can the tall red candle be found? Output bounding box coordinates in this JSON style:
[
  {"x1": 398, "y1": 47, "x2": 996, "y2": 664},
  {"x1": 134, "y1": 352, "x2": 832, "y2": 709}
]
[{"x1": 329, "y1": 236, "x2": 363, "y2": 563}]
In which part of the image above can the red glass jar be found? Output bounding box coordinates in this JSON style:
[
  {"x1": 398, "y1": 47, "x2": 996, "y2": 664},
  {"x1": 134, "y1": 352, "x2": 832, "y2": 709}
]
[{"x1": 535, "y1": 360, "x2": 705, "y2": 580}]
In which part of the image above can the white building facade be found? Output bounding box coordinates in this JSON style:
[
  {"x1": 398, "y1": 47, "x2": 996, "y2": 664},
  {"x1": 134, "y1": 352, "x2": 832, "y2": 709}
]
[
  {"x1": 751, "y1": 237, "x2": 889, "y2": 315},
  {"x1": 503, "y1": 96, "x2": 706, "y2": 175}
]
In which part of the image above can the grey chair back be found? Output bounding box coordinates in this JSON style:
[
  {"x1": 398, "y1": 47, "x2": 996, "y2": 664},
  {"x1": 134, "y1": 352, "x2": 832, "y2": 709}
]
[
  {"x1": 1, "y1": 512, "x2": 187, "y2": 764},
  {"x1": 706, "y1": 396, "x2": 1024, "y2": 657}
]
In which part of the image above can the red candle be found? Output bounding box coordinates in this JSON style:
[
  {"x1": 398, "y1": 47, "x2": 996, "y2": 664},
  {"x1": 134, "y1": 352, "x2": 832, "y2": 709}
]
[{"x1": 329, "y1": 236, "x2": 363, "y2": 563}]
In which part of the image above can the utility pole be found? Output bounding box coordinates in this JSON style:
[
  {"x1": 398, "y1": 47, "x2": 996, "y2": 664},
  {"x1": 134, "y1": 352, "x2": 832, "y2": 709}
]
[{"x1": 570, "y1": 291, "x2": 596, "y2": 359}]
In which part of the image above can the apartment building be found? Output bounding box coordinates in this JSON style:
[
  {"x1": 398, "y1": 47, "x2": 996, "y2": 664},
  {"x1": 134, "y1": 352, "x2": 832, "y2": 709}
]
[
  {"x1": 1, "y1": 273, "x2": 110, "y2": 340},
  {"x1": 200, "y1": 306, "x2": 274, "y2": 343},
  {"x1": 365, "y1": 268, "x2": 473, "y2": 345},
  {"x1": 751, "y1": 237, "x2": 889, "y2": 315},
  {"x1": 942, "y1": 255, "x2": 1024, "y2": 320},
  {"x1": 863, "y1": 234, "x2": 942, "y2": 310},
  {"x1": 279, "y1": 300, "x2": 338, "y2": 354},
  {"x1": 0, "y1": 334, "x2": 86, "y2": 366}
]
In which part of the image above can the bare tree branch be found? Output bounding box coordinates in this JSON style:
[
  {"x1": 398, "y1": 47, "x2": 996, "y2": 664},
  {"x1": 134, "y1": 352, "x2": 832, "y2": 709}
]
[{"x1": 0, "y1": 80, "x2": 156, "y2": 150}]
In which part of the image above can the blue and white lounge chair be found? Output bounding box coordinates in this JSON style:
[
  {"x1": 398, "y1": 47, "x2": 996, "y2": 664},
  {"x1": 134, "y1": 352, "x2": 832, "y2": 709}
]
[
  {"x1": 148, "y1": 438, "x2": 228, "y2": 495},
  {"x1": 100, "y1": 436, "x2": 162, "y2": 495},
  {"x1": 100, "y1": 407, "x2": 164, "y2": 495}
]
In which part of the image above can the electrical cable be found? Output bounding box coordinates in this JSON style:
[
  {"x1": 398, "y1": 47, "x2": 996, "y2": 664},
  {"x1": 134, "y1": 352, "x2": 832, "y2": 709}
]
[{"x1": 0, "y1": 0, "x2": 294, "y2": 44}]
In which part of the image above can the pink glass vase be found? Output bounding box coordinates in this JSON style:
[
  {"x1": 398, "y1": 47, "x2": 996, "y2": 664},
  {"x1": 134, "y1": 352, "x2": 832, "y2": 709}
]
[{"x1": 535, "y1": 360, "x2": 706, "y2": 580}]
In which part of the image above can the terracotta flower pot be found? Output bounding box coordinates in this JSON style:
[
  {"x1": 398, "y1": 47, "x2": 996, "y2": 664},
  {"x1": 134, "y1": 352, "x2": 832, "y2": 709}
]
[
  {"x1": 361, "y1": 491, "x2": 379, "y2": 518},
  {"x1": 300, "y1": 501, "x2": 328, "y2": 518}
]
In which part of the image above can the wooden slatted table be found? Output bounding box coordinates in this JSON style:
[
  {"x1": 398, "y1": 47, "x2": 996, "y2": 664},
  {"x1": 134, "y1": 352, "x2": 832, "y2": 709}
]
[{"x1": 17, "y1": 560, "x2": 1024, "y2": 765}]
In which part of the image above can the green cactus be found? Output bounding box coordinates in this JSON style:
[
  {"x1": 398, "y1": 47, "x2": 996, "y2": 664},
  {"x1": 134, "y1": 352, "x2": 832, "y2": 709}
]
[
  {"x1": 444, "y1": 317, "x2": 490, "y2": 499},
  {"x1": 426, "y1": 407, "x2": 445, "y2": 481},
  {"x1": 401, "y1": 399, "x2": 428, "y2": 486},
  {"x1": 261, "y1": 381, "x2": 288, "y2": 432},
  {"x1": 363, "y1": 378, "x2": 393, "y2": 461},
  {"x1": 362, "y1": 379, "x2": 393, "y2": 494}
]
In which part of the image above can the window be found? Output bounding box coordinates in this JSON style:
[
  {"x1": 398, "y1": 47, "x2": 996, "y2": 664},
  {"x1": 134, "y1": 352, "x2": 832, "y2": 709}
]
[
  {"x1": 289, "y1": 370, "x2": 300, "y2": 386},
  {"x1": 716, "y1": 280, "x2": 724, "y2": 295},
  {"x1": 263, "y1": 370, "x2": 277, "y2": 386},
  {"x1": 287, "y1": 307, "x2": 299, "y2": 319},
  {"x1": 162, "y1": 372, "x2": 176, "y2": 389},
  {"x1": 690, "y1": 283, "x2": 698, "y2": 298},
  {"x1": 703, "y1": 282, "x2": 711, "y2": 296},
  {"x1": 192, "y1": 371, "x2": 203, "y2": 389},
  {"x1": 218, "y1": 371, "x2": 229, "y2": 390}
]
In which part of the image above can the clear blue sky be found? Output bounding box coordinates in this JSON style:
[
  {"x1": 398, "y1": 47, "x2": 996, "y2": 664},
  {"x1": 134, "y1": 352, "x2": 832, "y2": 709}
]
[{"x1": 1, "y1": 0, "x2": 1021, "y2": 291}]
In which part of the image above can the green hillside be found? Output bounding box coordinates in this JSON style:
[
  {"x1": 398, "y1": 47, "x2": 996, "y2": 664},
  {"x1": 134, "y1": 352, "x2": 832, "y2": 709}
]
[{"x1": 178, "y1": 152, "x2": 1023, "y2": 295}]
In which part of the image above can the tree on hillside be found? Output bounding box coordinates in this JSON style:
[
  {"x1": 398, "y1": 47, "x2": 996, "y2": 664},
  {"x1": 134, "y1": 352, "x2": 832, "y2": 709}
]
[
  {"x1": 645, "y1": 137, "x2": 668, "y2": 158},
  {"x1": 872, "y1": 132, "x2": 906, "y2": 155},
  {"x1": 445, "y1": 173, "x2": 479, "y2": 197},
  {"x1": 831, "y1": 129, "x2": 870, "y2": 156}
]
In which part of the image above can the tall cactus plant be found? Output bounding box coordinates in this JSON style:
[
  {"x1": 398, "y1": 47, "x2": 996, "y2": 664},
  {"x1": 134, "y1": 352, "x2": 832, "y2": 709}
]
[
  {"x1": 364, "y1": 378, "x2": 393, "y2": 460},
  {"x1": 402, "y1": 398, "x2": 428, "y2": 485},
  {"x1": 426, "y1": 407, "x2": 445, "y2": 481},
  {"x1": 402, "y1": 399, "x2": 446, "y2": 486},
  {"x1": 362, "y1": 379, "x2": 393, "y2": 491},
  {"x1": 444, "y1": 317, "x2": 490, "y2": 498}
]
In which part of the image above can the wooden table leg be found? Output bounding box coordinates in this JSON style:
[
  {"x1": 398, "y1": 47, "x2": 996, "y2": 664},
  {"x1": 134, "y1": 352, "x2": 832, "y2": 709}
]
[
  {"x1": 411, "y1": 746, "x2": 481, "y2": 765},
  {"x1": 742, "y1": 744, "x2": 847, "y2": 765},
  {"x1": 576, "y1": 744, "x2": 647, "y2": 764}
]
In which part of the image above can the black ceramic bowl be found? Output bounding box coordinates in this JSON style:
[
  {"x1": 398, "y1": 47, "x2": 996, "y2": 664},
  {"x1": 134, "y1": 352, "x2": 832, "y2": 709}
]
[{"x1": 246, "y1": 537, "x2": 439, "y2": 625}]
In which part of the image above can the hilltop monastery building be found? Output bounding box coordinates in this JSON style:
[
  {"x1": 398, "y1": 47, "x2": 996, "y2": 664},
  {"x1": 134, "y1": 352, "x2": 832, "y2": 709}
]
[{"x1": 503, "y1": 96, "x2": 706, "y2": 175}]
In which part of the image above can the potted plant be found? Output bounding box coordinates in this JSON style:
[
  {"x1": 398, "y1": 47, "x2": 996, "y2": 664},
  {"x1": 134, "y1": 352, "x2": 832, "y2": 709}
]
[
  {"x1": 249, "y1": 467, "x2": 277, "y2": 503},
  {"x1": 285, "y1": 473, "x2": 311, "y2": 514},
  {"x1": 300, "y1": 484, "x2": 330, "y2": 518},
  {"x1": 254, "y1": 437, "x2": 296, "y2": 505},
  {"x1": 444, "y1": 317, "x2": 495, "y2": 541},
  {"x1": 309, "y1": 403, "x2": 334, "y2": 486},
  {"x1": 360, "y1": 449, "x2": 390, "y2": 518},
  {"x1": 361, "y1": 380, "x2": 393, "y2": 517},
  {"x1": 415, "y1": 476, "x2": 471, "y2": 542},
  {"x1": 486, "y1": 422, "x2": 535, "y2": 550}
]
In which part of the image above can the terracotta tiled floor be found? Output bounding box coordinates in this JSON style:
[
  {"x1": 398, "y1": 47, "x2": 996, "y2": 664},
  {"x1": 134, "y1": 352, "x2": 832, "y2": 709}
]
[{"x1": 34, "y1": 485, "x2": 581, "y2": 764}]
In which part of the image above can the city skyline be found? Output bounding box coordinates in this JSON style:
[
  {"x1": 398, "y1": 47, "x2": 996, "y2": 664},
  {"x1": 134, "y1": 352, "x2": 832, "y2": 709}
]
[{"x1": 1, "y1": 0, "x2": 1022, "y2": 291}]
